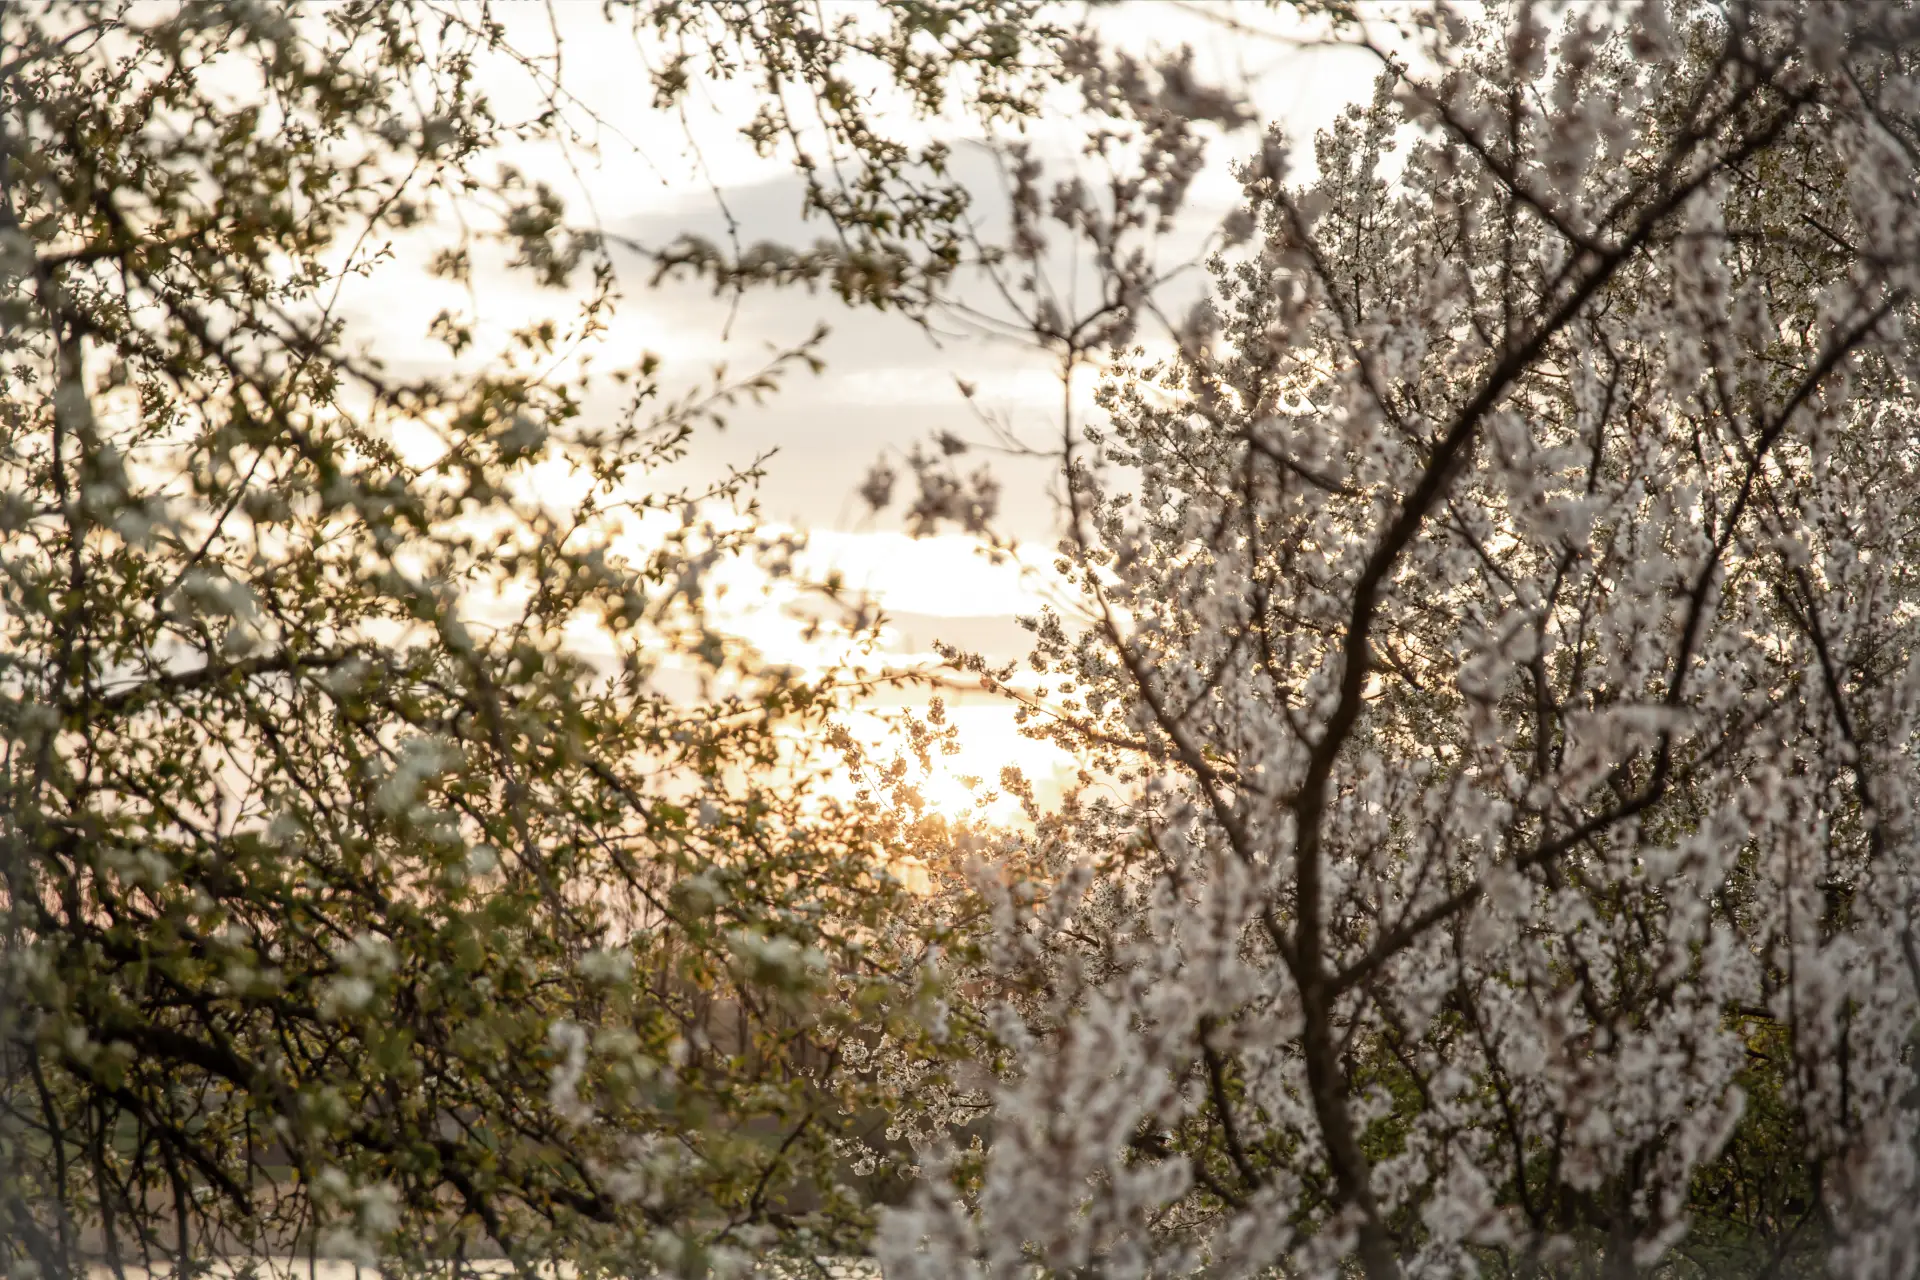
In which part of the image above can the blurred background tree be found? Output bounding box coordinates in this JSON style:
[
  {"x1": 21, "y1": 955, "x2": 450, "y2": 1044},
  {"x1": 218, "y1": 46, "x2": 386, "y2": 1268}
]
[{"x1": 0, "y1": 2, "x2": 1072, "y2": 1275}]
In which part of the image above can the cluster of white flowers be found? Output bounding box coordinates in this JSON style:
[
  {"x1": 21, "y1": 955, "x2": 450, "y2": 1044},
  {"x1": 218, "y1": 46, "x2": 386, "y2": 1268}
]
[
  {"x1": 372, "y1": 733, "x2": 465, "y2": 818},
  {"x1": 319, "y1": 933, "x2": 398, "y2": 1021},
  {"x1": 547, "y1": 1018, "x2": 594, "y2": 1126},
  {"x1": 313, "y1": 1168, "x2": 401, "y2": 1267}
]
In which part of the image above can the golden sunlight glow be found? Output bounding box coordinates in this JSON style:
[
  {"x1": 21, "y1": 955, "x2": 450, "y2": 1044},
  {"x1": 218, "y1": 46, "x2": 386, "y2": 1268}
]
[{"x1": 833, "y1": 705, "x2": 1081, "y2": 827}]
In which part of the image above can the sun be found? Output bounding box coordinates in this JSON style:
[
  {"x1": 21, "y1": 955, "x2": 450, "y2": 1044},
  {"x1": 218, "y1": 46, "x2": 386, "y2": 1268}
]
[
  {"x1": 911, "y1": 763, "x2": 996, "y2": 821},
  {"x1": 890, "y1": 705, "x2": 1081, "y2": 826}
]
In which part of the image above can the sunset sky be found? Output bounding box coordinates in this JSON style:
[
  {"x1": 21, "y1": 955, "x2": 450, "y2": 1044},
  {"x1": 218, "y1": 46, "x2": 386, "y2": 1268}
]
[{"x1": 357, "y1": 2, "x2": 1388, "y2": 818}]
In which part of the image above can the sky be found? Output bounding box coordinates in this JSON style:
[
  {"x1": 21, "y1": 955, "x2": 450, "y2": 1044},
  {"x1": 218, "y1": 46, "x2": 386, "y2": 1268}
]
[{"x1": 354, "y1": 1, "x2": 1387, "y2": 819}]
